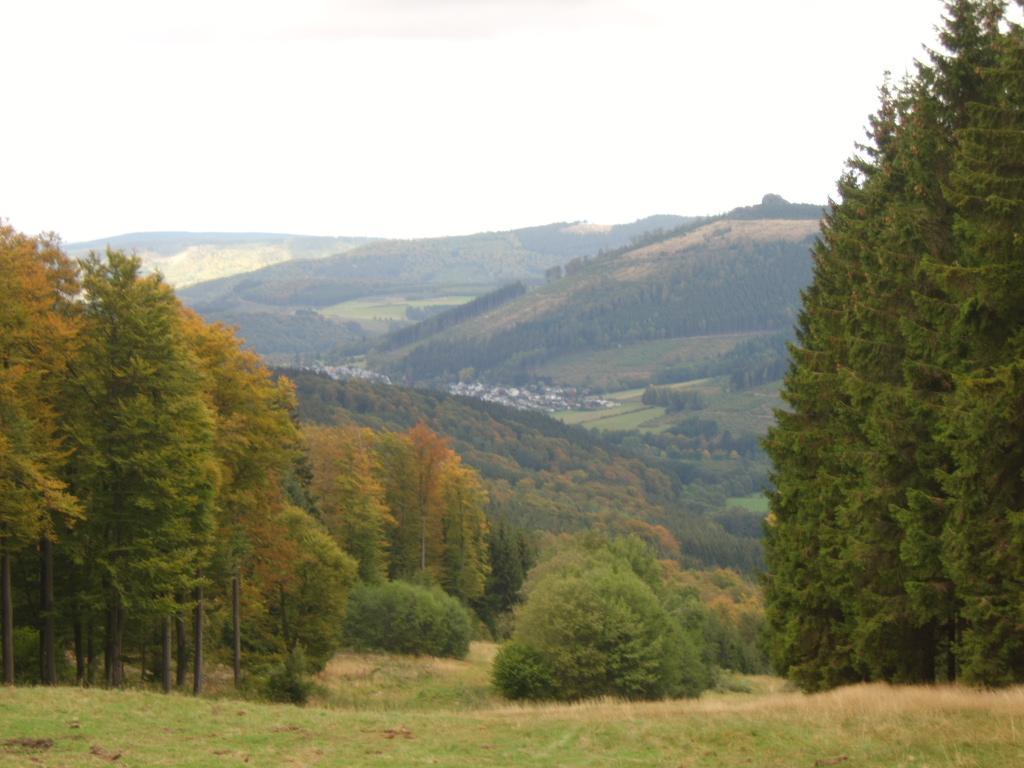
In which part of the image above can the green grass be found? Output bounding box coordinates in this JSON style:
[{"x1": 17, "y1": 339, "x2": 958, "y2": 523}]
[
  {"x1": 555, "y1": 378, "x2": 778, "y2": 438},
  {"x1": 726, "y1": 494, "x2": 770, "y2": 513},
  {"x1": 3, "y1": 657, "x2": 1023, "y2": 767},
  {"x1": 321, "y1": 295, "x2": 474, "y2": 323},
  {"x1": 555, "y1": 403, "x2": 667, "y2": 431}
]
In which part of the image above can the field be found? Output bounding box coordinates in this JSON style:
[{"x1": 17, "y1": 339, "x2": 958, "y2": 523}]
[
  {"x1": 320, "y1": 295, "x2": 475, "y2": 333},
  {"x1": 554, "y1": 378, "x2": 782, "y2": 438},
  {"x1": 726, "y1": 493, "x2": 771, "y2": 513},
  {"x1": 2, "y1": 644, "x2": 1023, "y2": 767}
]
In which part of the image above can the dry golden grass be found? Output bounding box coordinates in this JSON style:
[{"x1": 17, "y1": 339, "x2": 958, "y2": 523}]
[{"x1": 3, "y1": 668, "x2": 1024, "y2": 767}]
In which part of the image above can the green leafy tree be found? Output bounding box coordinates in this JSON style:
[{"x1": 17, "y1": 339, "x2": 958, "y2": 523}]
[{"x1": 64, "y1": 250, "x2": 217, "y2": 687}]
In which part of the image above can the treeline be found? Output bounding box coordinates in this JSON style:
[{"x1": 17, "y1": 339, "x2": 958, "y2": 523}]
[
  {"x1": 0, "y1": 230, "x2": 514, "y2": 689},
  {"x1": 649, "y1": 333, "x2": 790, "y2": 389},
  {"x1": 765, "y1": 0, "x2": 1024, "y2": 690},
  {"x1": 369, "y1": 282, "x2": 526, "y2": 353},
  {"x1": 289, "y1": 371, "x2": 768, "y2": 573},
  {"x1": 380, "y1": 238, "x2": 814, "y2": 383}
]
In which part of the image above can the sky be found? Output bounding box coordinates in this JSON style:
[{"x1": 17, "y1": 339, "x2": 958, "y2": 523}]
[{"x1": 1, "y1": 0, "x2": 964, "y2": 242}]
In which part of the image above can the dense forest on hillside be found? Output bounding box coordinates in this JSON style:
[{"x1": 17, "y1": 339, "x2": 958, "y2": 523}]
[
  {"x1": 366, "y1": 282, "x2": 527, "y2": 354},
  {"x1": 288, "y1": 371, "x2": 768, "y2": 573},
  {"x1": 364, "y1": 201, "x2": 819, "y2": 385},
  {"x1": 765, "y1": 0, "x2": 1024, "y2": 690}
]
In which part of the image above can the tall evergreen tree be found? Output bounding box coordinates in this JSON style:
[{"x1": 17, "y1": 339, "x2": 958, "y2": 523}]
[{"x1": 765, "y1": 0, "x2": 1024, "y2": 690}]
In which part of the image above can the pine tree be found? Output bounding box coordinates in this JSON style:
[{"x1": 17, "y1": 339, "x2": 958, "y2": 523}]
[
  {"x1": 765, "y1": 1, "x2": 1024, "y2": 689},
  {"x1": 939, "y1": 12, "x2": 1024, "y2": 683}
]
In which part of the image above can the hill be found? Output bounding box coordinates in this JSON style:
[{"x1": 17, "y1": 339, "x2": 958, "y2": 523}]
[
  {"x1": 288, "y1": 370, "x2": 768, "y2": 573},
  {"x1": 65, "y1": 231, "x2": 376, "y2": 288},
  {"x1": 170, "y1": 215, "x2": 694, "y2": 360},
  {"x1": 362, "y1": 197, "x2": 820, "y2": 386}
]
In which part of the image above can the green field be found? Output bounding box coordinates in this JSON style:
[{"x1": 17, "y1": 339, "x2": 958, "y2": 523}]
[
  {"x1": 726, "y1": 494, "x2": 771, "y2": 513},
  {"x1": 555, "y1": 377, "x2": 780, "y2": 438},
  {"x1": 320, "y1": 295, "x2": 475, "y2": 332},
  {"x1": 2, "y1": 645, "x2": 1023, "y2": 767},
  {"x1": 555, "y1": 387, "x2": 668, "y2": 431}
]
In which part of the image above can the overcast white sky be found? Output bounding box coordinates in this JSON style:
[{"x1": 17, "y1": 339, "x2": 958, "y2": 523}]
[{"x1": 1, "y1": 1, "x2": 961, "y2": 241}]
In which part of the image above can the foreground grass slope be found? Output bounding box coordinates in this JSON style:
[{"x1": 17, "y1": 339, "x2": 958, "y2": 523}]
[{"x1": 2, "y1": 659, "x2": 1022, "y2": 767}]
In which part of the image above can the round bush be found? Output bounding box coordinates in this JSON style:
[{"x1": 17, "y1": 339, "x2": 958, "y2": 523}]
[
  {"x1": 344, "y1": 581, "x2": 472, "y2": 658},
  {"x1": 497, "y1": 561, "x2": 707, "y2": 701}
]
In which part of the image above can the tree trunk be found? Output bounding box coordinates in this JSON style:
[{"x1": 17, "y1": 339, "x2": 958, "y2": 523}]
[
  {"x1": 104, "y1": 601, "x2": 113, "y2": 687},
  {"x1": 279, "y1": 584, "x2": 290, "y2": 650},
  {"x1": 192, "y1": 585, "x2": 203, "y2": 696},
  {"x1": 947, "y1": 616, "x2": 959, "y2": 682},
  {"x1": 2, "y1": 550, "x2": 13, "y2": 685},
  {"x1": 421, "y1": 516, "x2": 427, "y2": 572},
  {"x1": 40, "y1": 538, "x2": 56, "y2": 685},
  {"x1": 175, "y1": 609, "x2": 187, "y2": 689},
  {"x1": 74, "y1": 616, "x2": 84, "y2": 685},
  {"x1": 162, "y1": 617, "x2": 172, "y2": 694},
  {"x1": 232, "y1": 575, "x2": 241, "y2": 688},
  {"x1": 112, "y1": 601, "x2": 124, "y2": 687},
  {"x1": 86, "y1": 620, "x2": 95, "y2": 686}
]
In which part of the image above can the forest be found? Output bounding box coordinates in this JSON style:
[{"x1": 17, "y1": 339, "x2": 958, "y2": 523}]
[
  {"x1": 765, "y1": 0, "x2": 1024, "y2": 690},
  {"x1": 0, "y1": 227, "x2": 764, "y2": 698}
]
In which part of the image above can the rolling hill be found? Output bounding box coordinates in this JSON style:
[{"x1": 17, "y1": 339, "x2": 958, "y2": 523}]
[
  {"x1": 65, "y1": 231, "x2": 376, "y2": 288},
  {"x1": 165, "y1": 215, "x2": 695, "y2": 360},
  {"x1": 362, "y1": 196, "x2": 821, "y2": 387}
]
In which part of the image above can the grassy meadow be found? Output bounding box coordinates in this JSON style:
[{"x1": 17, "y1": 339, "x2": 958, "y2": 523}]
[
  {"x1": 554, "y1": 377, "x2": 782, "y2": 437},
  {"x1": 321, "y1": 295, "x2": 474, "y2": 333},
  {"x1": 2, "y1": 643, "x2": 1023, "y2": 767}
]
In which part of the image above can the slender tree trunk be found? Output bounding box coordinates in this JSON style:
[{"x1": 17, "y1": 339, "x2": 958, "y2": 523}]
[
  {"x1": 421, "y1": 516, "x2": 427, "y2": 572},
  {"x1": 192, "y1": 585, "x2": 203, "y2": 696},
  {"x1": 104, "y1": 601, "x2": 114, "y2": 687},
  {"x1": 86, "y1": 620, "x2": 95, "y2": 686},
  {"x1": 175, "y1": 609, "x2": 187, "y2": 689},
  {"x1": 947, "y1": 617, "x2": 958, "y2": 682},
  {"x1": 279, "y1": 585, "x2": 290, "y2": 650},
  {"x1": 232, "y1": 575, "x2": 241, "y2": 688},
  {"x1": 162, "y1": 617, "x2": 172, "y2": 694},
  {"x1": 40, "y1": 538, "x2": 56, "y2": 685},
  {"x1": 2, "y1": 549, "x2": 13, "y2": 685},
  {"x1": 74, "y1": 615, "x2": 84, "y2": 685},
  {"x1": 112, "y1": 601, "x2": 124, "y2": 687}
]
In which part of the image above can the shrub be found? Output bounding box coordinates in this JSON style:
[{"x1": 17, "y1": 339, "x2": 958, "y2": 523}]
[
  {"x1": 495, "y1": 542, "x2": 711, "y2": 701},
  {"x1": 492, "y1": 641, "x2": 556, "y2": 700},
  {"x1": 344, "y1": 581, "x2": 472, "y2": 658},
  {"x1": 264, "y1": 647, "x2": 316, "y2": 705}
]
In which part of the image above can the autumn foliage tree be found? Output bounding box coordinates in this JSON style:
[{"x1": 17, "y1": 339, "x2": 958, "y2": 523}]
[{"x1": 0, "y1": 224, "x2": 81, "y2": 684}]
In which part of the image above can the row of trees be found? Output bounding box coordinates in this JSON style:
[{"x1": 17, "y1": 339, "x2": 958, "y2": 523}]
[
  {"x1": 765, "y1": 0, "x2": 1024, "y2": 689},
  {"x1": 0, "y1": 230, "x2": 502, "y2": 689}
]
